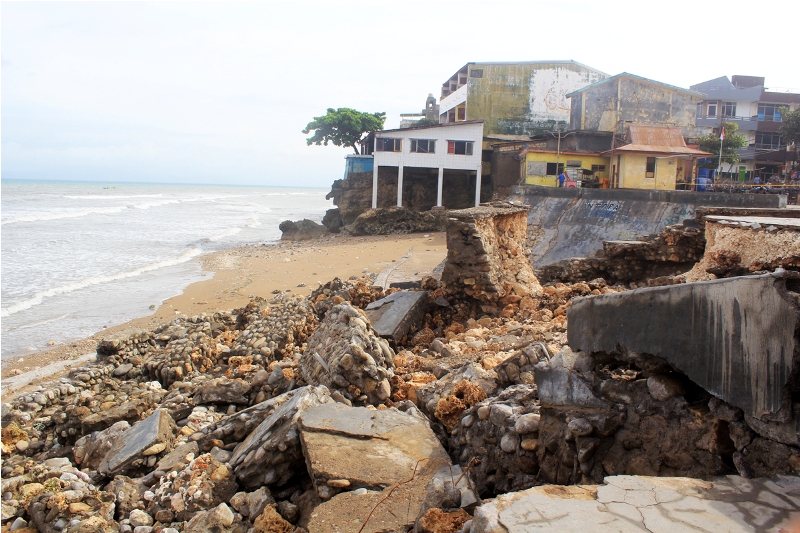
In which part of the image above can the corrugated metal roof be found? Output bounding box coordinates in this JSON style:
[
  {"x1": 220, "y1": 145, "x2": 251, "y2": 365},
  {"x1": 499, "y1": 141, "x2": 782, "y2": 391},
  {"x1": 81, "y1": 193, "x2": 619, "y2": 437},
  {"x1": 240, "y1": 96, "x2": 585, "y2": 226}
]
[{"x1": 600, "y1": 125, "x2": 713, "y2": 156}]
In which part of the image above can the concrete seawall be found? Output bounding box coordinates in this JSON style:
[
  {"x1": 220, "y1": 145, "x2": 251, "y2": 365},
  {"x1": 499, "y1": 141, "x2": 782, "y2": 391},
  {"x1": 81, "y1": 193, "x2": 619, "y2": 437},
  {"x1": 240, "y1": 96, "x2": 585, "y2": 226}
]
[{"x1": 510, "y1": 185, "x2": 787, "y2": 265}]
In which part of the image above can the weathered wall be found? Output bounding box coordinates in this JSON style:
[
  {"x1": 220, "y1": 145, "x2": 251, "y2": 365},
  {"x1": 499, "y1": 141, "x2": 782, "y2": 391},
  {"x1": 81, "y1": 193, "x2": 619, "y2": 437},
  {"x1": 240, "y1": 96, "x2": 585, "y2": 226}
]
[
  {"x1": 509, "y1": 185, "x2": 787, "y2": 266},
  {"x1": 573, "y1": 76, "x2": 702, "y2": 138},
  {"x1": 525, "y1": 153, "x2": 610, "y2": 186},
  {"x1": 466, "y1": 63, "x2": 606, "y2": 135}
]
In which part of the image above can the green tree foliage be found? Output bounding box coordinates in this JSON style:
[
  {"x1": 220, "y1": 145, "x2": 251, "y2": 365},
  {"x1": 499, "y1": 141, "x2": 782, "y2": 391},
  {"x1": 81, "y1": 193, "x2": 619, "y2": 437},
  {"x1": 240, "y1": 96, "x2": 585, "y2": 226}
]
[
  {"x1": 302, "y1": 108, "x2": 386, "y2": 154},
  {"x1": 778, "y1": 107, "x2": 800, "y2": 147},
  {"x1": 413, "y1": 117, "x2": 439, "y2": 127},
  {"x1": 697, "y1": 122, "x2": 747, "y2": 169}
]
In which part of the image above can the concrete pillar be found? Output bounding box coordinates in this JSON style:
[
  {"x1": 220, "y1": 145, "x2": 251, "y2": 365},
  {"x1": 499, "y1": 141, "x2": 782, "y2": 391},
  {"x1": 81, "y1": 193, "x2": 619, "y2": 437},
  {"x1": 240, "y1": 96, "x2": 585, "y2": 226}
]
[
  {"x1": 474, "y1": 168, "x2": 482, "y2": 207},
  {"x1": 397, "y1": 164, "x2": 404, "y2": 207},
  {"x1": 372, "y1": 165, "x2": 379, "y2": 208},
  {"x1": 436, "y1": 167, "x2": 444, "y2": 207}
]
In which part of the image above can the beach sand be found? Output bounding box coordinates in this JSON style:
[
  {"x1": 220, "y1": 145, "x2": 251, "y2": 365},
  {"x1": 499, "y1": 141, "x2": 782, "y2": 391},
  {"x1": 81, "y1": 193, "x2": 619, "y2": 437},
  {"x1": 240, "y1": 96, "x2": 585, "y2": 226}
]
[{"x1": 1, "y1": 232, "x2": 447, "y2": 392}]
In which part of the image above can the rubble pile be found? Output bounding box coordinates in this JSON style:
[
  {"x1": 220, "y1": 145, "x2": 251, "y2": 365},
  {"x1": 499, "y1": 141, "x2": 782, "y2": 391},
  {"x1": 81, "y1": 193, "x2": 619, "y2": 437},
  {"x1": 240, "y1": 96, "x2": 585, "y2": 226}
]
[
  {"x1": 537, "y1": 220, "x2": 704, "y2": 286},
  {"x1": 3, "y1": 206, "x2": 800, "y2": 532}
]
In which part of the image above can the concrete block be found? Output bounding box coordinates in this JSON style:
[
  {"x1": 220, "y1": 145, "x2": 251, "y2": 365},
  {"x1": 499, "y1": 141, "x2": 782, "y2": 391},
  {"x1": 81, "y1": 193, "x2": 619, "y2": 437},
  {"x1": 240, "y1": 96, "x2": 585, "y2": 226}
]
[{"x1": 365, "y1": 290, "x2": 429, "y2": 343}]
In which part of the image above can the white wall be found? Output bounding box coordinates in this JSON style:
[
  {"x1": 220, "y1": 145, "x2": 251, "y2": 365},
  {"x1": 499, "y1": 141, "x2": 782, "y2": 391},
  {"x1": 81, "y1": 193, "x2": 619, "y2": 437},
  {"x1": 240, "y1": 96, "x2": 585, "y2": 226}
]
[
  {"x1": 439, "y1": 84, "x2": 468, "y2": 115},
  {"x1": 529, "y1": 66, "x2": 605, "y2": 123},
  {"x1": 373, "y1": 122, "x2": 483, "y2": 171}
]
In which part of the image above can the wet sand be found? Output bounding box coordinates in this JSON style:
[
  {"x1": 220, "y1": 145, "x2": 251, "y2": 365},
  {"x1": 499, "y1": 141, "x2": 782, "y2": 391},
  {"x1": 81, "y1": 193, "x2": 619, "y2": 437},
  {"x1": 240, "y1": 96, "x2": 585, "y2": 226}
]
[{"x1": 1, "y1": 233, "x2": 447, "y2": 393}]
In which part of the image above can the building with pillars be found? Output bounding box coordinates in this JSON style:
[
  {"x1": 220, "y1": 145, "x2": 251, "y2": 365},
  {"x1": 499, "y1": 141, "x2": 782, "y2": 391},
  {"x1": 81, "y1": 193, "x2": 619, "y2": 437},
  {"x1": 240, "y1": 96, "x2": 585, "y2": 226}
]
[{"x1": 361, "y1": 121, "x2": 485, "y2": 210}]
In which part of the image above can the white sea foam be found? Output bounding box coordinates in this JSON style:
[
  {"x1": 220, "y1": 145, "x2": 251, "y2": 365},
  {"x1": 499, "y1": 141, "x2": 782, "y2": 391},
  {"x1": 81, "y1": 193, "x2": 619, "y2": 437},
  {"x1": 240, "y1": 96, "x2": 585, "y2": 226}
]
[
  {"x1": 0, "y1": 247, "x2": 203, "y2": 318},
  {"x1": 63, "y1": 194, "x2": 164, "y2": 200},
  {"x1": 1, "y1": 205, "x2": 131, "y2": 225},
  {"x1": 10, "y1": 314, "x2": 70, "y2": 331},
  {"x1": 207, "y1": 227, "x2": 242, "y2": 241},
  {"x1": 133, "y1": 199, "x2": 180, "y2": 209}
]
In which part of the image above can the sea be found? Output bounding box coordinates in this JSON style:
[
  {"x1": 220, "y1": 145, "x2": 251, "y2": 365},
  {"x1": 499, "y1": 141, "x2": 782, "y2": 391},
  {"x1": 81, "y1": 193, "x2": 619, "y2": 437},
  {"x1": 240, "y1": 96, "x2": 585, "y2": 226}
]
[{"x1": 1, "y1": 180, "x2": 332, "y2": 360}]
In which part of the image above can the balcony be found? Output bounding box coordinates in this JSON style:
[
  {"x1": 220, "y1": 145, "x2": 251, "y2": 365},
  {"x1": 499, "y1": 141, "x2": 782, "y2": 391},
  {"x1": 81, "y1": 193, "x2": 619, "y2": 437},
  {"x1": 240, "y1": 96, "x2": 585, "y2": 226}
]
[{"x1": 696, "y1": 115, "x2": 759, "y2": 131}]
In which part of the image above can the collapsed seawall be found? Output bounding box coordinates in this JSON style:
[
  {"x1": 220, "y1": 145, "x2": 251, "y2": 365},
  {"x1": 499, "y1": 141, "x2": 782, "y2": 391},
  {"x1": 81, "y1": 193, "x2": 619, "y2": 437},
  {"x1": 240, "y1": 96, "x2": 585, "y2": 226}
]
[{"x1": 509, "y1": 185, "x2": 786, "y2": 266}]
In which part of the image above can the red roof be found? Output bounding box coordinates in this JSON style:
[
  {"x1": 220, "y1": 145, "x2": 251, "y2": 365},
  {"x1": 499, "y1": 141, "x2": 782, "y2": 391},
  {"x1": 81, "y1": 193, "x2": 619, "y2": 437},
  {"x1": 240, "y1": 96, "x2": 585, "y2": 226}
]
[{"x1": 601, "y1": 125, "x2": 712, "y2": 157}]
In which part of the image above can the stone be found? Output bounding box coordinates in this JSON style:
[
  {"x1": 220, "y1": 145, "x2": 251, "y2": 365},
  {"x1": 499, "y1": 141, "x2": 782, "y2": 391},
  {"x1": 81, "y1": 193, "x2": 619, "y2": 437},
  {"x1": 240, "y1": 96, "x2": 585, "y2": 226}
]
[
  {"x1": 279, "y1": 219, "x2": 327, "y2": 241},
  {"x1": 567, "y1": 418, "x2": 593, "y2": 437},
  {"x1": 229, "y1": 487, "x2": 274, "y2": 519},
  {"x1": 128, "y1": 510, "x2": 153, "y2": 527},
  {"x1": 514, "y1": 413, "x2": 540, "y2": 434},
  {"x1": 646, "y1": 375, "x2": 686, "y2": 401},
  {"x1": 98, "y1": 409, "x2": 176, "y2": 476},
  {"x1": 184, "y1": 503, "x2": 235, "y2": 533},
  {"x1": 231, "y1": 385, "x2": 334, "y2": 489},
  {"x1": 155, "y1": 441, "x2": 199, "y2": 473},
  {"x1": 193, "y1": 377, "x2": 251, "y2": 405},
  {"x1": 253, "y1": 504, "x2": 294, "y2": 533},
  {"x1": 113, "y1": 363, "x2": 134, "y2": 377},
  {"x1": 298, "y1": 402, "x2": 450, "y2": 500},
  {"x1": 365, "y1": 290, "x2": 430, "y2": 344}
]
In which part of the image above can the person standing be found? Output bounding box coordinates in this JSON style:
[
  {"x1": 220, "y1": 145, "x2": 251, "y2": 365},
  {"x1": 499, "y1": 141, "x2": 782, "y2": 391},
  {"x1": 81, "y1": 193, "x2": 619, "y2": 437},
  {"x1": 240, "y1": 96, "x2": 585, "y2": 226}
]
[{"x1": 557, "y1": 170, "x2": 567, "y2": 187}]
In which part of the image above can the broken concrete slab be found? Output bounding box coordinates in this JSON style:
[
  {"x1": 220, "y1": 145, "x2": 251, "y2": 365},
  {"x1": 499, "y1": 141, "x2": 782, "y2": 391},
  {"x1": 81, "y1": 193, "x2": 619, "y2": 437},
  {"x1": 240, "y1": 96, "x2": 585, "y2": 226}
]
[
  {"x1": 230, "y1": 385, "x2": 335, "y2": 489},
  {"x1": 298, "y1": 402, "x2": 451, "y2": 500},
  {"x1": 98, "y1": 408, "x2": 176, "y2": 476},
  {"x1": 471, "y1": 474, "x2": 800, "y2": 533},
  {"x1": 568, "y1": 271, "x2": 799, "y2": 419},
  {"x1": 365, "y1": 290, "x2": 430, "y2": 344}
]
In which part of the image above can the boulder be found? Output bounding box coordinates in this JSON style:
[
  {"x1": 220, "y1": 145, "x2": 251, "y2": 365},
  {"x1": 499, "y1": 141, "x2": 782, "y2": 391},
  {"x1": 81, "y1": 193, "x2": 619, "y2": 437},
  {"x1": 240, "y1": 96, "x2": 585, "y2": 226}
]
[
  {"x1": 279, "y1": 219, "x2": 327, "y2": 241},
  {"x1": 345, "y1": 207, "x2": 448, "y2": 236},
  {"x1": 365, "y1": 290, "x2": 430, "y2": 344},
  {"x1": 193, "y1": 377, "x2": 251, "y2": 405}
]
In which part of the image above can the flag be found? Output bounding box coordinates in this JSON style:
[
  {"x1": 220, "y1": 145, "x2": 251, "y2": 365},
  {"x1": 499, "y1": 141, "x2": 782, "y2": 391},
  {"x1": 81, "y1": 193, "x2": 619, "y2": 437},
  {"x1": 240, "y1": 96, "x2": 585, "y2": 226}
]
[{"x1": 719, "y1": 128, "x2": 725, "y2": 141}]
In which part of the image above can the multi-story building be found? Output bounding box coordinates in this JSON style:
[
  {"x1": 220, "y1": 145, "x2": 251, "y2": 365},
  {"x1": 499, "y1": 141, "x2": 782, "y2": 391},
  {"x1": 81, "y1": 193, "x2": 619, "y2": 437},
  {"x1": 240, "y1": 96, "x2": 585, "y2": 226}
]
[
  {"x1": 438, "y1": 61, "x2": 608, "y2": 135},
  {"x1": 566, "y1": 73, "x2": 706, "y2": 140},
  {"x1": 691, "y1": 75, "x2": 800, "y2": 180}
]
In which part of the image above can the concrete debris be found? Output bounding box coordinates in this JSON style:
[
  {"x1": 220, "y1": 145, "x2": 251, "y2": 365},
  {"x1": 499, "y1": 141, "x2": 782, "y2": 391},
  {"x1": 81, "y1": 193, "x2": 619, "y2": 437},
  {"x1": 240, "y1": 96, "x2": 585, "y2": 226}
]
[
  {"x1": 230, "y1": 385, "x2": 335, "y2": 489},
  {"x1": 346, "y1": 206, "x2": 448, "y2": 236},
  {"x1": 4, "y1": 204, "x2": 800, "y2": 532},
  {"x1": 299, "y1": 302, "x2": 395, "y2": 406},
  {"x1": 442, "y1": 203, "x2": 542, "y2": 309},
  {"x1": 98, "y1": 409, "x2": 177, "y2": 477},
  {"x1": 471, "y1": 474, "x2": 800, "y2": 533},
  {"x1": 366, "y1": 290, "x2": 430, "y2": 344}
]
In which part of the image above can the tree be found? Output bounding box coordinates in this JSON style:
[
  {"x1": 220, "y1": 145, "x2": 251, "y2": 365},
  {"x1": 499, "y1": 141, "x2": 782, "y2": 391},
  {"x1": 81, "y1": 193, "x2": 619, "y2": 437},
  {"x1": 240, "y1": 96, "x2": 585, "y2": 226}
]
[
  {"x1": 413, "y1": 117, "x2": 439, "y2": 127},
  {"x1": 697, "y1": 121, "x2": 747, "y2": 170},
  {"x1": 779, "y1": 107, "x2": 800, "y2": 170},
  {"x1": 302, "y1": 108, "x2": 386, "y2": 154}
]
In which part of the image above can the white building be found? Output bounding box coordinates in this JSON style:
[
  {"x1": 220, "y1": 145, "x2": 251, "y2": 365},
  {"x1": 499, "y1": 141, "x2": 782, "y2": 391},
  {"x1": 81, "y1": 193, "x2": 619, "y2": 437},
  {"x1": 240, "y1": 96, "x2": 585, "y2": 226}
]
[{"x1": 365, "y1": 120, "x2": 485, "y2": 209}]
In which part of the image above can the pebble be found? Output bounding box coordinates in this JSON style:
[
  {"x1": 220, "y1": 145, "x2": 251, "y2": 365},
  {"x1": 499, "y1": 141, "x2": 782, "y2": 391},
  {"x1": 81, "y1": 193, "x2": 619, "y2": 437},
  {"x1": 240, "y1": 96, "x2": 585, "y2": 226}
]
[
  {"x1": 514, "y1": 413, "x2": 540, "y2": 434},
  {"x1": 14, "y1": 441, "x2": 28, "y2": 452}
]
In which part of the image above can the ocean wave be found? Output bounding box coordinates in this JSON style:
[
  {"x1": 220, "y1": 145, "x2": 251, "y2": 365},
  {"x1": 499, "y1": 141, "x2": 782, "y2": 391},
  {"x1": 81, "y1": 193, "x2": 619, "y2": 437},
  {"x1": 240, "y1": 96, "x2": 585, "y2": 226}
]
[
  {"x1": 63, "y1": 194, "x2": 164, "y2": 200},
  {"x1": 0, "y1": 247, "x2": 203, "y2": 318},
  {"x1": 133, "y1": 199, "x2": 180, "y2": 210},
  {"x1": 207, "y1": 227, "x2": 242, "y2": 241},
  {"x1": 9, "y1": 313, "x2": 70, "y2": 331},
  {"x1": 1, "y1": 205, "x2": 130, "y2": 225}
]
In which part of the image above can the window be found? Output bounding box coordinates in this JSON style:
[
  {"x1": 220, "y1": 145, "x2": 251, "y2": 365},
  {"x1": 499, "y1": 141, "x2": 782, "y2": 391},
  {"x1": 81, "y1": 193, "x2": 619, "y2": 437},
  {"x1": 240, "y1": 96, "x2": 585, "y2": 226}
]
[
  {"x1": 546, "y1": 162, "x2": 564, "y2": 176},
  {"x1": 645, "y1": 157, "x2": 656, "y2": 178},
  {"x1": 707, "y1": 103, "x2": 717, "y2": 117},
  {"x1": 375, "y1": 138, "x2": 402, "y2": 152},
  {"x1": 591, "y1": 164, "x2": 606, "y2": 172},
  {"x1": 457, "y1": 107, "x2": 466, "y2": 121},
  {"x1": 410, "y1": 139, "x2": 435, "y2": 153},
  {"x1": 447, "y1": 141, "x2": 474, "y2": 155},
  {"x1": 758, "y1": 103, "x2": 785, "y2": 122},
  {"x1": 722, "y1": 101, "x2": 736, "y2": 117},
  {"x1": 697, "y1": 103, "x2": 703, "y2": 118},
  {"x1": 470, "y1": 69, "x2": 484, "y2": 78},
  {"x1": 755, "y1": 132, "x2": 784, "y2": 150}
]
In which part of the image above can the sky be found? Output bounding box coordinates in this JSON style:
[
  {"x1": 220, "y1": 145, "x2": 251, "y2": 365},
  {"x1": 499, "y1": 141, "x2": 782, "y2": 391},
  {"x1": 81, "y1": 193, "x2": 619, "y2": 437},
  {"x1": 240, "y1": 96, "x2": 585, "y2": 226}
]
[{"x1": 2, "y1": 0, "x2": 799, "y2": 188}]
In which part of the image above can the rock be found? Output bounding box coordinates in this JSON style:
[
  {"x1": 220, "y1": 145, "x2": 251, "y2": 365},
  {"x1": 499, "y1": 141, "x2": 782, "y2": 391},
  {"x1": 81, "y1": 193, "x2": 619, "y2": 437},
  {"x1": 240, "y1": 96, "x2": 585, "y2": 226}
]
[
  {"x1": 184, "y1": 503, "x2": 236, "y2": 533},
  {"x1": 14, "y1": 440, "x2": 29, "y2": 452},
  {"x1": 113, "y1": 363, "x2": 134, "y2": 377},
  {"x1": 276, "y1": 500, "x2": 299, "y2": 524},
  {"x1": 298, "y1": 402, "x2": 450, "y2": 500},
  {"x1": 128, "y1": 510, "x2": 153, "y2": 527},
  {"x1": 567, "y1": 417, "x2": 593, "y2": 437},
  {"x1": 345, "y1": 206, "x2": 448, "y2": 236},
  {"x1": 253, "y1": 504, "x2": 294, "y2": 533},
  {"x1": 279, "y1": 219, "x2": 327, "y2": 241},
  {"x1": 322, "y1": 208, "x2": 343, "y2": 233},
  {"x1": 147, "y1": 454, "x2": 238, "y2": 522},
  {"x1": 514, "y1": 413, "x2": 540, "y2": 434},
  {"x1": 155, "y1": 441, "x2": 199, "y2": 473},
  {"x1": 105, "y1": 476, "x2": 146, "y2": 517},
  {"x1": 98, "y1": 409, "x2": 176, "y2": 476},
  {"x1": 194, "y1": 377, "x2": 251, "y2": 404},
  {"x1": 231, "y1": 386, "x2": 334, "y2": 489},
  {"x1": 646, "y1": 374, "x2": 686, "y2": 401},
  {"x1": 299, "y1": 302, "x2": 394, "y2": 406},
  {"x1": 229, "y1": 487, "x2": 274, "y2": 519}
]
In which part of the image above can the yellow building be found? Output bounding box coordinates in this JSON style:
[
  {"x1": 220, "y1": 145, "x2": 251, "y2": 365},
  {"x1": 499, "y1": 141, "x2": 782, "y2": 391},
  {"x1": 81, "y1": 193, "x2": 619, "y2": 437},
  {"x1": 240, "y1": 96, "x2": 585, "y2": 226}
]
[
  {"x1": 601, "y1": 125, "x2": 711, "y2": 190},
  {"x1": 524, "y1": 150, "x2": 610, "y2": 187}
]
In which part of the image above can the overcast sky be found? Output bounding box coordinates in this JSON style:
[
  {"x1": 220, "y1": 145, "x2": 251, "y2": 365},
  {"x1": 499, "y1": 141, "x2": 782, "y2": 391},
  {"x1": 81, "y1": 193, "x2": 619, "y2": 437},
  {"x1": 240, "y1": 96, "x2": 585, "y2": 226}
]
[{"x1": 3, "y1": 1, "x2": 798, "y2": 188}]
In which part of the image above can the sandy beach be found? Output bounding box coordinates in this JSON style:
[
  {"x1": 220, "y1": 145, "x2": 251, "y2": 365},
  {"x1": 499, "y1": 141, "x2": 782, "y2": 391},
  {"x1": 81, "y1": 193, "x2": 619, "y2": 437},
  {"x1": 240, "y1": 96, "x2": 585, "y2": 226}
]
[{"x1": 1, "y1": 232, "x2": 447, "y2": 390}]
